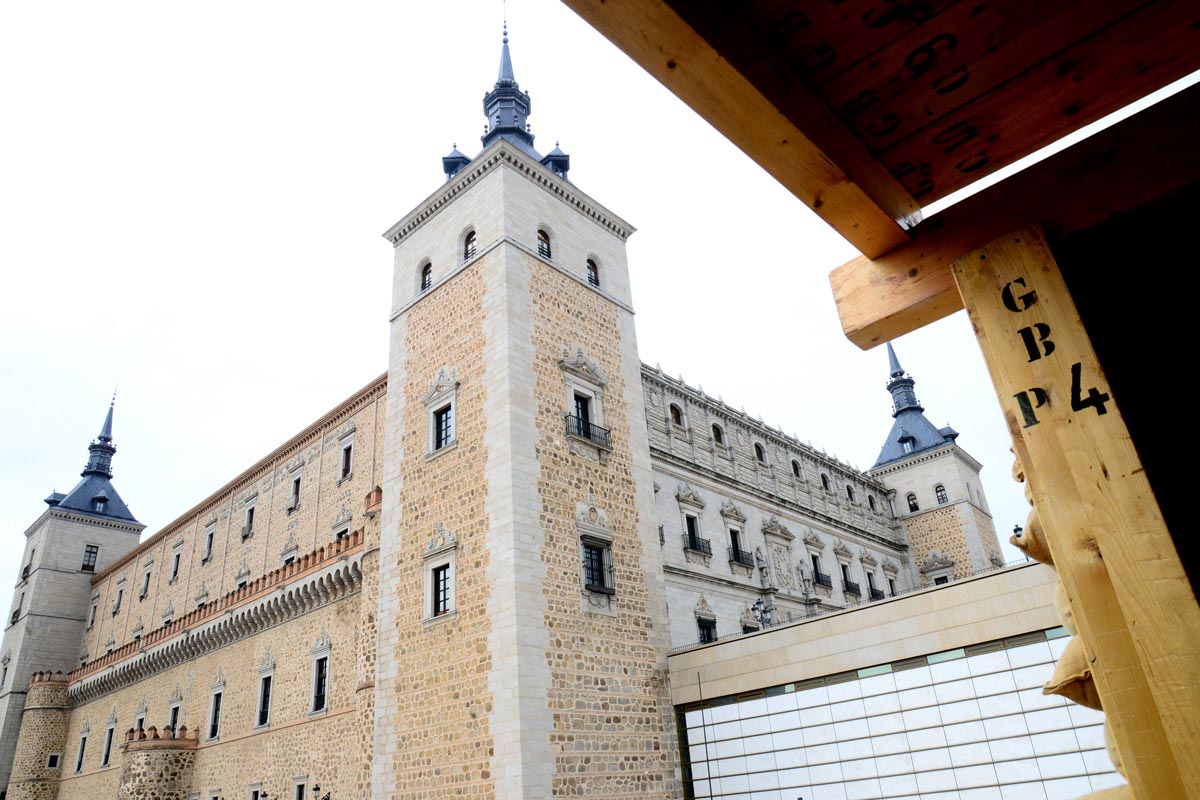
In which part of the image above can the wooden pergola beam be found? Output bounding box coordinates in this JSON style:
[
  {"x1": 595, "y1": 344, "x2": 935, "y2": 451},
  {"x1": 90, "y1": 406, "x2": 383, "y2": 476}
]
[
  {"x1": 831, "y1": 83, "x2": 1200, "y2": 349},
  {"x1": 558, "y1": 0, "x2": 916, "y2": 258}
]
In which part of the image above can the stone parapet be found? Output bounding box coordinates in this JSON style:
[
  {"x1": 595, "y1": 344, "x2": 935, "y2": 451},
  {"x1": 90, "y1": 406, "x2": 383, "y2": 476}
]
[
  {"x1": 5, "y1": 675, "x2": 70, "y2": 800},
  {"x1": 116, "y1": 726, "x2": 197, "y2": 800}
]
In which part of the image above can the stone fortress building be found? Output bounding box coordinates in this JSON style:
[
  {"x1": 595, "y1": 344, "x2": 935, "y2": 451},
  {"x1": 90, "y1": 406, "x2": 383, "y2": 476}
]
[{"x1": 0, "y1": 30, "x2": 1110, "y2": 800}]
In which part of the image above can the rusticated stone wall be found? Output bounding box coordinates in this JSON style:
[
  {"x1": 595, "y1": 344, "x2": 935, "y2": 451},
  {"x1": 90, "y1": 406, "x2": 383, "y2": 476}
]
[
  {"x1": 115, "y1": 726, "x2": 197, "y2": 800},
  {"x1": 6, "y1": 675, "x2": 69, "y2": 800}
]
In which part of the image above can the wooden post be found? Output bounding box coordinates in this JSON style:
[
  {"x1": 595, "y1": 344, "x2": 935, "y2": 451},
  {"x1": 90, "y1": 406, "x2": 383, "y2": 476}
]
[{"x1": 951, "y1": 226, "x2": 1200, "y2": 798}]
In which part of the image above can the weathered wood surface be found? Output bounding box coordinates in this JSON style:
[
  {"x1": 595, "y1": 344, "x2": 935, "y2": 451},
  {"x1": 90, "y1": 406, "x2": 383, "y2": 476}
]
[
  {"x1": 831, "y1": 83, "x2": 1200, "y2": 348},
  {"x1": 952, "y1": 226, "x2": 1200, "y2": 799}
]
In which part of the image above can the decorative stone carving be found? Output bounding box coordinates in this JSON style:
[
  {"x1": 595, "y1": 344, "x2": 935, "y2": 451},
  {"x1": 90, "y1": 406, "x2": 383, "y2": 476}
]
[
  {"x1": 989, "y1": 549, "x2": 1005, "y2": 567},
  {"x1": 280, "y1": 535, "x2": 299, "y2": 559},
  {"x1": 739, "y1": 607, "x2": 760, "y2": 631},
  {"x1": 258, "y1": 649, "x2": 275, "y2": 673},
  {"x1": 422, "y1": 523, "x2": 457, "y2": 559},
  {"x1": 694, "y1": 596, "x2": 716, "y2": 620},
  {"x1": 331, "y1": 507, "x2": 353, "y2": 530},
  {"x1": 108, "y1": 706, "x2": 118, "y2": 725},
  {"x1": 772, "y1": 544, "x2": 795, "y2": 589},
  {"x1": 422, "y1": 367, "x2": 459, "y2": 406},
  {"x1": 803, "y1": 530, "x2": 825, "y2": 550},
  {"x1": 161, "y1": 603, "x2": 174, "y2": 624},
  {"x1": 559, "y1": 348, "x2": 608, "y2": 387},
  {"x1": 212, "y1": 669, "x2": 225, "y2": 689},
  {"x1": 860, "y1": 550, "x2": 878, "y2": 567},
  {"x1": 194, "y1": 583, "x2": 209, "y2": 605},
  {"x1": 675, "y1": 483, "x2": 706, "y2": 508},
  {"x1": 719, "y1": 500, "x2": 746, "y2": 523},
  {"x1": 170, "y1": 685, "x2": 183, "y2": 704},
  {"x1": 833, "y1": 541, "x2": 853, "y2": 560},
  {"x1": 920, "y1": 551, "x2": 955, "y2": 573},
  {"x1": 761, "y1": 516, "x2": 794, "y2": 541},
  {"x1": 882, "y1": 558, "x2": 900, "y2": 575},
  {"x1": 312, "y1": 629, "x2": 331, "y2": 652}
]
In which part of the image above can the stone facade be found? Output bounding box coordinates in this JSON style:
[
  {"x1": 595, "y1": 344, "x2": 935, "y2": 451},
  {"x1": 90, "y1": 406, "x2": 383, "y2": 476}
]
[{"x1": 2, "y1": 65, "x2": 1004, "y2": 800}]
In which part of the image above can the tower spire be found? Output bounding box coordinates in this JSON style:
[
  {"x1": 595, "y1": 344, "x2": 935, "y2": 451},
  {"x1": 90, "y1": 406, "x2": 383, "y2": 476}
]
[
  {"x1": 481, "y1": 21, "x2": 535, "y2": 153},
  {"x1": 83, "y1": 396, "x2": 117, "y2": 477},
  {"x1": 884, "y1": 343, "x2": 922, "y2": 416}
]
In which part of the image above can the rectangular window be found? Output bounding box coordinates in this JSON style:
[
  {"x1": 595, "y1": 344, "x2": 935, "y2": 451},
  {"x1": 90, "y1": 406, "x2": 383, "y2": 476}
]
[
  {"x1": 867, "y1": 572, "x2": 877, "y2": 590},
  {"x1": 244, "y1": 506, "x2": 255, "y2": 537},
  {"x1": 135, "y1": 715, "x2": 145, "y2": 733},
  {"x1": 335, "y1": 528, "x2": 349, "y2": 542},
  {"x1": 113, "y1": 585, "x2": 124, "y2": 615},
  {"x1": 168, "y1": 704, "x2": 180, "y2": 734},
  {"x1": 102, "y1": 726, "x2": 115, "y2": 767},
  {"x1": 140, "y1": 567, "x2": 152, "y2": 598},
  {"x1": 841, "y1": 563, "x2": 850, "y2": 583},
  {"x1": 75, "y1": 735, "x2": 87, "y2": 773},
  {"x1": 582, "y1": 542, "x2": 613, "y2": 593},
  {"x1": 574, "y1": 393, "x2": 591, "y2": 429},
  {"x1": 888, "y1": 577, "x2": 897, "y2": 595},
  {"x1": 257, "y1": 674, "x2": 272, "y2": 726},
  {"x1": 685, "y1": 515, "x2": 698, "y2": 542},
  {"x1": 46, "y1": 753, "x2": 60, "y2": 769},
  {"x1": 340, "y1": 444, "x2": 353, "y2": 480},
  {"x1": 432, "y1": 564, "x2": 451, "y2": 616},
  {"x1": 208, "y1": 692, "x2": 222, "y2": 739},
  {"x1": 434, "y1": 405, "x2": 453, "y2": 450},
  {"x1": 294, "y1": 785, "x2": 306, "y2": 800},
  {"x1": 81, "y1": 545, "x2": 99, "y2": 572},
  {"x1": 290, "y1": 477, "x2": 301, "y2": 510},
  {"x1": 698, "y1": 618, "x2": 717, "y2": 644},
  {"x1": 203, "y1": 527, "x2": 215, "y2": 560},
  {"x1": 171, "y1": 550, "x2": 181, "y2": 581},
  {"x1": 311, "y1": 657, "x2": 328, "y2": 712}
]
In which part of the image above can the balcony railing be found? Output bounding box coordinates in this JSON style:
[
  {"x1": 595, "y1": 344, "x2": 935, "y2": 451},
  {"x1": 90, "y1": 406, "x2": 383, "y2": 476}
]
[
  {"x1": 869, "y1": 588, "x2": 886, "y2": 601},
  {"x1": 843, "y1": 580, "x2": 862, "y2": 596},
  {"x1": 683, "y1": 534, "x2": 713, "y2": 556},
  {"x1": 565, "y1": 415, "x2": 611, "y2": 450},
  {"x1": 813, "y1": 570, "x2": 832, "y2": 589},
  {"x1": 728, "y1": 547, "x2": 754, "y2": 568}
]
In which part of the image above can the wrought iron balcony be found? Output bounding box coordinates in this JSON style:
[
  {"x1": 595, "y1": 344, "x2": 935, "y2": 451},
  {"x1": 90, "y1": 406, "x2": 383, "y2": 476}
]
[
  {"x1": 565, "y1": 415, "x2": 612, "y2": 450},
  {"x1": 813, "y1": 570, "x2": 833, "y2": 589},
  {"x1": 869, "y1": 588, "x2": 886, "y2": 601},
  {"x1": 843, "y1": 580, "x2": 862, "y2": 596},
  {"x1": 683, "y1": 534, "x2": 713, "y2": 556},
  {"x1": 728, "y1": 547, "x2": 754, "y2": 568}
]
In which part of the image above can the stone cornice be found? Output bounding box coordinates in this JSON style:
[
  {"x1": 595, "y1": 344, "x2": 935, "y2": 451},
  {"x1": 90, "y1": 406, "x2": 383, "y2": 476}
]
[
  {"x1": 869, "y1": 442, "x2": 984, "y2": 476},
  {"x1": 45, "y1": 509, "x2": 145, "y2": 535},
  {"x1": 90, "y1": 374, "x2": 386, "y2": 585},
  {"x1": 69, "y1": 532, "x2": 365, "y2": 705},
  {"x1": 382, "y1": 141, "x2": 635, "y2": 247}
]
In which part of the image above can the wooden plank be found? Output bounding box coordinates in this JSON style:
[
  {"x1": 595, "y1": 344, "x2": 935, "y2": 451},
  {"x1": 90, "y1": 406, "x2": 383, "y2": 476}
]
[
  {"x1": 559, "y1": 0, "x2": 916, "y2": 258},
  {"x1": 951, "y1": 226, "x2": 1200, "y2": 798},
  {"x1": 817, "y1": 0, "x2": 1141, "y2": 156},
  {"x1": 879, "y1": 0, "x2": 1200, "y2": 202},
  {"x1": 830, "y1": 82, "x2": 1200, "y2": 348}
]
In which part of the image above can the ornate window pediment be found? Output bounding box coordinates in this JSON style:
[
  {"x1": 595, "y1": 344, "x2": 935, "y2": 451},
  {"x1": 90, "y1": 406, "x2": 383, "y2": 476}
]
[
  {"x1": 422, "y1": 523, "x2": 458, "y2": 560},
  {"x1": 761, "y1": 516, "x2": 794, "y2": 541},
  {"x1": 694, "y1": 596, "x2": 716, "y2": 621},
  {"x1": 833, "y1": 541, "x2": 853, "y2": 560},
  {"x1": 860, "y1": 550, "x2": 878, "y2": 568},
  {"x1": 803, "y1": 530, "x2": 825, "y2": 550},
  {"x1": 259, "y1": 648, "x2": 275, "y2": 673},
  {"x1": 920, "y1": 550, "x2": 955, "y2": 572},
  {"x1": 719, "y1": 500, "x2": 746, "y2": 523},
  {"x1": 312, "y1": 629, "x2": 332, "y2": 653},
  {"x1": 422, "y1": 367, "x2": 460, "y2": 406},
  {"x1": 675, "y1": 483, "x2": 706, "y2": 509},
  {"x1": 559, "y1": 348, "x2": 607, "y2": 388},
  {"x1": 882, "y1": 558, "x2": 900, "y2": 575}
]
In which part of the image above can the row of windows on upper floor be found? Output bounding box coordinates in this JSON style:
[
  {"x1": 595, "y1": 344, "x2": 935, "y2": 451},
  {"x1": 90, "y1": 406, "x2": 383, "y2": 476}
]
[
  {"x1": 664, "y1": 405, "x2": 880, "y2": 512},
  {"x1": 906, "y1": 484, "x2": 950, "y2": 512},
  {"x1": 68, "y1": 647, "x2": 331, "y2": 777},
  {"x1": 416, "y1": 227, "x2": 602, "y2": 294}
]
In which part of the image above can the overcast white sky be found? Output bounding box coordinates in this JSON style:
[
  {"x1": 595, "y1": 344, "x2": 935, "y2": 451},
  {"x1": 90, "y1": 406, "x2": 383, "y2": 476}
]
[{"x1": 0, "y1": 0, "x2": 1036, "y2": 592}]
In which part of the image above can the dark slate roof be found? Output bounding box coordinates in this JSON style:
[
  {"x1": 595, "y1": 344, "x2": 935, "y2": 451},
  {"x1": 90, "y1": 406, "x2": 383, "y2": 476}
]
[
  {"x1": 873, "y1": 344, "x2": 958, "y2": 468},
  {"x1": 55, "y1": 474, "x2": 138, "y2": 523}
]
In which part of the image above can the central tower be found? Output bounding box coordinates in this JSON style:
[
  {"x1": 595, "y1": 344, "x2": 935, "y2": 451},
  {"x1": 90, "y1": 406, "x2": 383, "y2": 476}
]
[{"x1": 372, "y1": 32, "x2": 678, "y2": 798}]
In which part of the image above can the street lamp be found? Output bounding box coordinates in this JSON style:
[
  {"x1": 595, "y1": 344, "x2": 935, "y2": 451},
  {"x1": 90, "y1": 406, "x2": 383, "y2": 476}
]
[{"x1": 311, "y1": 784, "x2": 331, "y2": 800}]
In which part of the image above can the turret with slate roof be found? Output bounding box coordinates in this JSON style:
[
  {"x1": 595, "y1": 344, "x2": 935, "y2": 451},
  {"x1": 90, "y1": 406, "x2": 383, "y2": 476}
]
[
  {"x1": 443, "y1": 23, "x2": 569, "y2": 181},
  {"x1": 49, "y1": 398, "x2": 139, "y2": 523},
  {"x1": 873, "y1": 343, "x2": 959, "y2": 468}
]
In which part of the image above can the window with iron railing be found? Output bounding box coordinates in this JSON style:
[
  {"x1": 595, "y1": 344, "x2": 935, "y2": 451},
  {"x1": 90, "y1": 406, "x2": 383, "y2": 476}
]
[
  {"x1": 586, "y1": 258, "x2": 600, "y2": 287},
  {"x1": 843, "y1": 580, "x2": 862, "y2": 596},
  {"x1": 683, "y1": 531, "x2": 712, "y2": 556},
  {"x1": 537, "y1": 229, "x2": 552, "y2": 259},
  {"x1": 582, "y1": 541, "x2": 614, "y2": 594},
  {"x1": 565, "y1": 414, "x2": 611, "y2": 450},
  {"x1": 870, "y1": 588, "x2": 886, "y2": 601},
  {"x1": 728, "y1": 546, "x2": 754, "y2": 568}
]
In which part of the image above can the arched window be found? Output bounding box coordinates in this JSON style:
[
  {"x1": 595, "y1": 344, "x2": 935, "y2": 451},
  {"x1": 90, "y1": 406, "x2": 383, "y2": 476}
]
[
  {"x1": 420, "y1": 263, "x2": 432, "y2": 293},
  {"x1": 754, "y1": 443, "x2": 766, "y2": 464},
  {"x1": 868, "y1": 496, "x2": 876, "y2": 511},
  {"x1": 935, "y1": 484, "x2": 948, "y2": 504},
  {"x1": 791, "y1": 460, "x2": 801, "y2": 478},
  {"x1": 586, "y1": 258, "x2": 600, "y2": 287},
  {"x1": 711, "y1": 424, "x2": 724, "y2": 445},
  {"x1": 669, "y1": 404, "x2": 684, "y2": 427},
  {"x1": 907, "y1": 493, "x2": 919, "y2": 512},
  {"x1": 820, "y1": 474, "x2": 830, "y2": 492},
  {"x1": 537, "y1": 229, "x2": 552, "y2": 259},
  {"x1": 463, "y1": 230, "x2": 477, "y2": 261},
  {"x1": 846, "y1": 485, "x2": 855, "y2": 502}
]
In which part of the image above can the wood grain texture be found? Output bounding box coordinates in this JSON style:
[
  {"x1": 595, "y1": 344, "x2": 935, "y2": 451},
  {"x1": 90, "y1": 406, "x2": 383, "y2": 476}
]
[{"x1": 952, "y1": 226, "x2": 1199, "y2": 799}]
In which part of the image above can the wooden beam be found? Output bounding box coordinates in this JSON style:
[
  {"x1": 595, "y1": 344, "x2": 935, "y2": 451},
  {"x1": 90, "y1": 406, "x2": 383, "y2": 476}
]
[
  {"x1": 558, "y1": 0, "x2": 915, "y2": 258},
  {"x1": 952, "y1": 227, "x2": 1200, "y2": 798},
  {"x1": 831, "y1": 82, "x2": 1200, "y2": 349}
]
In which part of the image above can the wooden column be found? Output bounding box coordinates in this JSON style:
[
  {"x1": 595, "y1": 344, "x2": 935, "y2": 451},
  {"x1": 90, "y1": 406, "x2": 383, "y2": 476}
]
[{"x1": 951, "y1": 226, "x2": 1199, "y2": 799}]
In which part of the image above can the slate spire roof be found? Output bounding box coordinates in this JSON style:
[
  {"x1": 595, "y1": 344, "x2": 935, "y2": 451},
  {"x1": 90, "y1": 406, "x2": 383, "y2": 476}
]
[
  {"x1": 442, "y1": 24, "x2": 569, "y2": 180},
  {"x1": 873, "y1": 344, "x2": 959, "y2": 468},
  {"x1": 46, "y1": 397, "x2": 139, "y2": 523}
]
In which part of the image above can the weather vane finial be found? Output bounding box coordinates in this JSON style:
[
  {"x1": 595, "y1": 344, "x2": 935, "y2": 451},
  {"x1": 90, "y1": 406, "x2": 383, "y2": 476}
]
[{"x1": 502, "y1": 0, "x2": 508, "y2": 45}]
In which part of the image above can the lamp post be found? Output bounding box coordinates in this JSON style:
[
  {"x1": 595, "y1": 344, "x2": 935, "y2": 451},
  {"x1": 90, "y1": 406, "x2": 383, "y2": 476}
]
[
  {"x1": 751, "y1": 598, "x2": 775, "y2": 627},
  {"x1": 311, "y1": 784, "x2": 331, "y2": 800}
]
